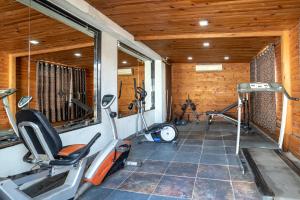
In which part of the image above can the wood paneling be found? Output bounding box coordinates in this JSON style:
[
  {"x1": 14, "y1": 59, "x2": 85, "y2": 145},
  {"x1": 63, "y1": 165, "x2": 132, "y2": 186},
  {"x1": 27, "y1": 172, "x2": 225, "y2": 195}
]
[
  {"x1": 86, "y1": 0, "x2": 300, "y2": 36},
  {"x1": 289, "y1": 22, "x2": 300, "y2": 158},
  {"x1": 144, "y1": 37, "x2": 278, "y2": 63},
  {"x1": 171, "y1": 63, "x2": 250, "y2": 121},
  {"x1": 87, "y1": 0, "x2": 298, "y2": 63},
  {"x1": 0, "y1": 0, "x2": 93, "y2": 54},
  {"x1": 118, "y1": 62, "x2": 145, "y2": 117},
  {"x1": 0, "y1": 52, "x2": 10, "y2": 129},
  {"x1": 274, "y1": 43, "x2": 282, "y2": 139}
]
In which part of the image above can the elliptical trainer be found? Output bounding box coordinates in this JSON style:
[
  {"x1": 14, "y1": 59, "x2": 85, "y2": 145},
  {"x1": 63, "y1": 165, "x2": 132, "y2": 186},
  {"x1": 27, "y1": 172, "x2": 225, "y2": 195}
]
[{"x1": 129, "y1": 79, "x2": 178, "y2": 143}]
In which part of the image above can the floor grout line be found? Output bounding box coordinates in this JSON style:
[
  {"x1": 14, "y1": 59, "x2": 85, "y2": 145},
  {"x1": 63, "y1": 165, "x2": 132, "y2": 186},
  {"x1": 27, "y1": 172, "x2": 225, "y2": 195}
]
[
  {"x1": 191, "y1": 123, "x2": 205, "y2": 200},
  {"x1": 222, "y1": 136, "x2": 236, "y2": 200}
]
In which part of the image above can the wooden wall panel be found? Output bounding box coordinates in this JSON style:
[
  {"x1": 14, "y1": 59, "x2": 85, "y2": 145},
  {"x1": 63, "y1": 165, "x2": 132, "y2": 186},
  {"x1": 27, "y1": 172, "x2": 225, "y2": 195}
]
[
  {"x1": 289, "y1": 22, "x2": 300, "y2": 159},
  {"x1": 171, "y1": 63, "x2": 250, "y2": 121},
  {"x1": 0, "y1": 52, "x2": 10, "y2": 129},
  {"x1": 118, "y1": 65, "x2": 144, "y2": 117},
  {"x1": 275, "y1": 43, "x2": 282, "y2": 138}
]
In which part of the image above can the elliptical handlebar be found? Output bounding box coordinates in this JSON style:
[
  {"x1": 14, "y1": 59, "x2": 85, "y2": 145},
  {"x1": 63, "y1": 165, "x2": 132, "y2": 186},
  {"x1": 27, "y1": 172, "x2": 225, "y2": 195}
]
[{"x1": 133, "y1": 78, "x2": 147, "y2": 102}]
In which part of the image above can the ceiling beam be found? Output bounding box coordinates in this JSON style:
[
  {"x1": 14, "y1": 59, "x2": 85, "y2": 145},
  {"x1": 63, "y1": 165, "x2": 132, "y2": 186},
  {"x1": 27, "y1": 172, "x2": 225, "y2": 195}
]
[
  {"x1": 11, "y1": 42, "x2": 94, "y2": 57},
  {"x1": 135, "y1": 31, "x2": 284, "y2": 41}
]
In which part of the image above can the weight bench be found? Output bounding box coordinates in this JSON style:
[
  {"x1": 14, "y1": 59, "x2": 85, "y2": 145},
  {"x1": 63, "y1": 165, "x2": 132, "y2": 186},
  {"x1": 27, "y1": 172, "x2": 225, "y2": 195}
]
[{"x1": 206, "y1": 99, "x2": 250, "y2": 131}]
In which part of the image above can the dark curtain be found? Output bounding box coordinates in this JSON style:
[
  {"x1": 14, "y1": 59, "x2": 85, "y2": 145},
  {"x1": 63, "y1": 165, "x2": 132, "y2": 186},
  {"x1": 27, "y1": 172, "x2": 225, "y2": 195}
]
[
  {"x1": 250, "y1": 45, "x2": 277, "y2": 135},
  {"x1": 36, "y1": 61, "x2": 87, "y2": 123}
]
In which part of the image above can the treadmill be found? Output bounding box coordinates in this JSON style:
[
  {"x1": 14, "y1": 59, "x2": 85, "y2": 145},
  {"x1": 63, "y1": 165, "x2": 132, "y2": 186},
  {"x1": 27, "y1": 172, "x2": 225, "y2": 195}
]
[{"x1": 235, "y1": 83, "x2": 300, "y2": 200}]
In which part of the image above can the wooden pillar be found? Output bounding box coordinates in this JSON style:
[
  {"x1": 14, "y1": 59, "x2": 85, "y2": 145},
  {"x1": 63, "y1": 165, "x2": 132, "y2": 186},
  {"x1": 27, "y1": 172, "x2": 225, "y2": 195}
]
[
  {"x1": 8, "y1": 55, "x2": 16, "y2": 119},
  {"x1": 281, "y1": 31, "x2": 293, "y2": 150}
]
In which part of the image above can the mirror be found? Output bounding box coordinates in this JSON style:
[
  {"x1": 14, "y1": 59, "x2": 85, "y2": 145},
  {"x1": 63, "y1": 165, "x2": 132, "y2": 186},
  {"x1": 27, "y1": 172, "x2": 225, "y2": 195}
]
[
  {"x1": 0, "y1": 0, "x2": 30, "y2": 135},
  {"x1": 117, "y1": 45, "x2": 155, "y2": 118},
  {"x1": 0, "y1": 0, "x2": 101, "y2": 137}
]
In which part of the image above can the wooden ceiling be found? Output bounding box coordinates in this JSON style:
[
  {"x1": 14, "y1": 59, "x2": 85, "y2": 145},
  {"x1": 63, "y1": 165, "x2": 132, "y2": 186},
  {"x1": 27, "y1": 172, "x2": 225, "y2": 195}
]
[
  {"x1": 118, "y1": 49, "x2": 144, "y2": 68},
  {"x1": 143, "y1": 37, "x2": 279, "y2": 63},
  {"x1": 21, "y1": 46, "x2": 95, "y2": 69},
  {"x1": 86, "y1": 0, "x2": 300, "y2": 63},
  {"x1": 0, "y1": 0, "x2": 93, "y2": 55}
]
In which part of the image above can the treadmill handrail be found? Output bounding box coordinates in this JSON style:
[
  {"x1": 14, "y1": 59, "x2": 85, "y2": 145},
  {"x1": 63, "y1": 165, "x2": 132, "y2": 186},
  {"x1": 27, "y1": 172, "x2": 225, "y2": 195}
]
[{"x1": 237, "y1": 82, "x2": 300, "y2": 101}]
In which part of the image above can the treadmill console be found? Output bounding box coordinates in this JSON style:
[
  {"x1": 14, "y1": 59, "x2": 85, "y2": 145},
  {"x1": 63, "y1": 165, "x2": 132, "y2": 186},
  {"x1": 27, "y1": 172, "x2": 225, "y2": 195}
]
[
  {"x1": 102, "y1": 94, "x2": 116, "y2": 109},
  {"x1": 249, "y1": 83, "x2": 270, "y2": 89}
]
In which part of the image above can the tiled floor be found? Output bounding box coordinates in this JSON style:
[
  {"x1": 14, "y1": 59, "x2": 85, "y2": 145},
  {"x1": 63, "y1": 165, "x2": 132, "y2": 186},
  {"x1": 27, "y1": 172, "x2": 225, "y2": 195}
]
[{"x1": 79, "y1": 122, "x2": 261, "y2": 200}]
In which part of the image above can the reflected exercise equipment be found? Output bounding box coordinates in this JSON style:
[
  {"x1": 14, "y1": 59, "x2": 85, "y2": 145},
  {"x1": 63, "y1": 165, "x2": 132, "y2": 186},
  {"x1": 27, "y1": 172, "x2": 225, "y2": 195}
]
[{"x1": 0, "y1": 89, "x2": 32, "y2": 137}]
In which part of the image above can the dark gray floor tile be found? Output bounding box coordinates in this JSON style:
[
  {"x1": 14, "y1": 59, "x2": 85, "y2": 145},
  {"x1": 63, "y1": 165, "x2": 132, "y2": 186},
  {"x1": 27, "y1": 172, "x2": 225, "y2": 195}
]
[
  {"x1": 226, "y1": 155, "x2": 239, "y2": 166},
  {"x1": 149, "y1": 195, "x2": 185, "y2": 200},
  {"x1": 172, "y1": 152, "x2": 201, "y2": 164},
  {"x1": 102, "y1": 170, "x2": 132, "y2": 189},
  {"x1": 193, "y1": 179, "x2": 233, "y2": 200},
  {"x1": 203, "y1": 140, "x2": 224, "y2": 147},
  {"x1": 202, "y1": 146, "x2": 225, "y2": 154},
  {"x1": 128, "y1": 150, "x2": 154, "y2": 160},
  {"x1": 223, "y1": 140, "x2": 236, "y2": 147},
  {"x1": 205, "y1": 135, "x2": 223, "y2": 140},
  {"x1": 79, "y1": 187, "x2": 113, "y2": 200},
  {"x1": 137, "y1": 160, "x2": 170, "y2": 174},
  {"x1": 232, "y1": 181, "x2": 261, "y2": 200},
  {"x1": 154, "y1": 176, "x2": 195, "y2": 199},
  {"x1": 225, "y1": 146, "x2": 236, "y2": 154},
  {"x1": 229, "y1": 166, "x2": 254, "y2": 182},
  {"x1": 131, "y1": 142, "x2": 158, "y2": 151},
  {"x1": 178, "y1": 131, "x2": 190, "y2": 135},
  {"x1": 179, "y1": 145, "x2": 202, "y2": 153},
  {"x1": 148, "y1": 151, "x2": 177, "y2": 161},
  {"x1": 222, "y1": 135, "x2": 236, "y2": 140},
  {"x1": 183, "y1": 139, "x2": 203, "y2": 146},
  {"x1": 165, "y1": 162, "x2": 198, "y2": 177},
  {"x1": 197, "y1": 164, "x2": 230, "y2": 180},
  {"x1": 200, "y1": 154, "x2": 228, "y2": 165},
  {"x1": 118, "y1": 172, "x2": 162, "y2": 194},
  {"x1": 187, "y1": 134, "x2": 204, "y2": 140},
  {"x1": 155, "y1": 143, "x2": 181, "y2": 152},
  {"x1": 108, "y1": 190, "x2": 149, "y2": 200}
]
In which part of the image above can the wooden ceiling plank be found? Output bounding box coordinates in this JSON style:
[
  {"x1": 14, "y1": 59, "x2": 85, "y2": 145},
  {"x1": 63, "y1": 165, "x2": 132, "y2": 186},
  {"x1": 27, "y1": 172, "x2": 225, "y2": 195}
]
[{"x1": 135, "y1": 31, "x2": 283, "y2": 41}]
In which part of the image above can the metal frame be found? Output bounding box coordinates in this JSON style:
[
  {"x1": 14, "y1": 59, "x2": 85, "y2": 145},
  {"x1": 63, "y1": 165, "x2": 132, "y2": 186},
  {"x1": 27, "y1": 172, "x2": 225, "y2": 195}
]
[
  {"x1": 235, "y1": 83, "x2": 299, "y2": 155},
  {"x1": 0, "y1": 159, "x2": 87, "y2": 200},
  {"x1": 0, "y1": 89, "x2": 19, "y2": 137},
  {"x1": 18, "y1": 122, "x2": 55, "y2": 163}
]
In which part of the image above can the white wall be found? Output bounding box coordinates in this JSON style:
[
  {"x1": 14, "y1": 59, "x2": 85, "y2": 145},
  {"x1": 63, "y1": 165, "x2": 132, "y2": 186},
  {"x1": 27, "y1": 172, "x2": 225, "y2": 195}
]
[
  {"x1": 155, "y1": 61, "x2": 167, "y2": 123},
  {"x1": 0, "y1": 1, "x2": 162, "y2": 177}
]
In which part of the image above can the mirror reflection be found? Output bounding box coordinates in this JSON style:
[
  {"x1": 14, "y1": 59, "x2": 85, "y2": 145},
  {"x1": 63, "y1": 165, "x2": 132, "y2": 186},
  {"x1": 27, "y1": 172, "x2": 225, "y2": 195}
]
[
  {"x1": 0, "y1": 0, "x2": 99, "y2": 137},
  {"x1": 117, "y1": 47, "x2": 154, "y2": 118}
]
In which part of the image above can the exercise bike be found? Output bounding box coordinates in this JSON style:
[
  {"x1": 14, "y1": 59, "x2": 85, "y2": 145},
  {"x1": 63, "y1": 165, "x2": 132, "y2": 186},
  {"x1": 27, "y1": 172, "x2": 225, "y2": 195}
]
[
  {"x1": 0, "y1": 94, "x2": 138, "y2": 200},
  {"x1": 129, "y1": 79, "x2": 178, "y2": 143},
  {"x1": 0, "y1": 88, "x2": 32, "y2": 138}
]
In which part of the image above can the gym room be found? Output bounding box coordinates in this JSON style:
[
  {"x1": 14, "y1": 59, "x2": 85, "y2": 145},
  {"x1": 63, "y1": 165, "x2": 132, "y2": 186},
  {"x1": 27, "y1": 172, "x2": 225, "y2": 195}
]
[{"x1": 0, "y1": 0, "x2": 300, "y2": 200}]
